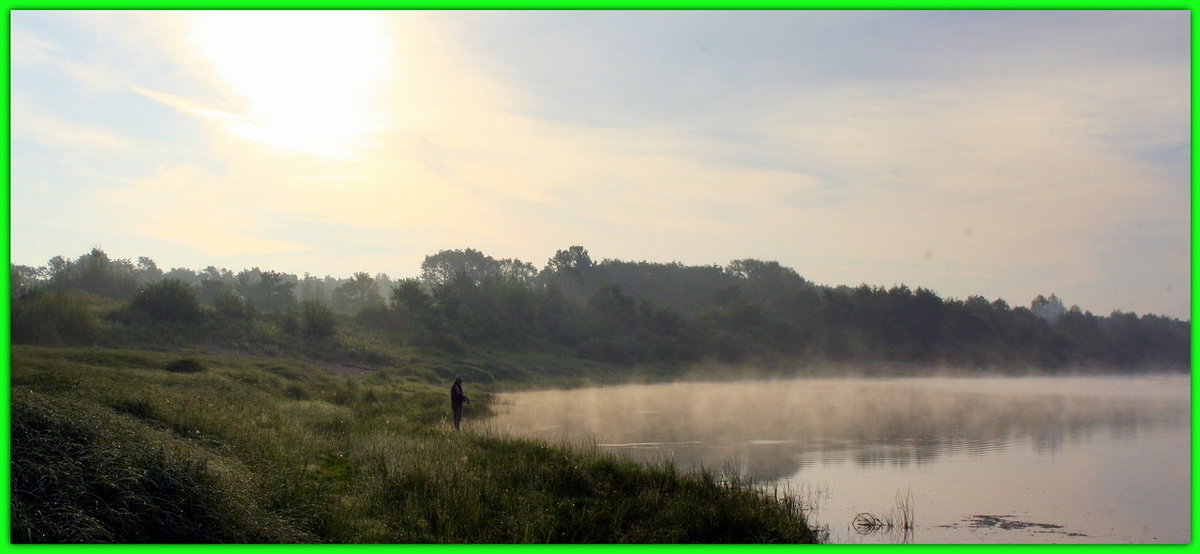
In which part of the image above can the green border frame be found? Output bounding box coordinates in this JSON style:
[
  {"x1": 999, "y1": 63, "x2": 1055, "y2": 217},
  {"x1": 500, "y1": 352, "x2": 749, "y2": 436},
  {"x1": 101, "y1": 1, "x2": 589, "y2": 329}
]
[{"x1": 0, "y1": 5, "x2": 1194, "y2": 553}]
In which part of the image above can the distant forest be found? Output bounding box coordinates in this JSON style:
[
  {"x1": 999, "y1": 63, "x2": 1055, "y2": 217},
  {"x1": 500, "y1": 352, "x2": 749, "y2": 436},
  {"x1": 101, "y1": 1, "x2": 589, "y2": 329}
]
[{"x1": 11, "y1": 246, "x2": 1190, "y2": 372}]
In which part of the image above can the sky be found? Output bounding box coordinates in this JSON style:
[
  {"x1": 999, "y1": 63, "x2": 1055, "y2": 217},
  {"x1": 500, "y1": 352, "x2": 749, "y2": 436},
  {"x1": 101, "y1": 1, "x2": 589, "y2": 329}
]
[{"x1": 10, "y1": 10, "x2": 1191, "y2": 319}]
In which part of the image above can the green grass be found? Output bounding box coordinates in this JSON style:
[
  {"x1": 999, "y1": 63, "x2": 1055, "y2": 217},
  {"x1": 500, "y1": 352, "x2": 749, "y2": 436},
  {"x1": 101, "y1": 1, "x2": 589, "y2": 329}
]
[{"x1": 10, "y1": 345, "x2": 819, "y2": 543}]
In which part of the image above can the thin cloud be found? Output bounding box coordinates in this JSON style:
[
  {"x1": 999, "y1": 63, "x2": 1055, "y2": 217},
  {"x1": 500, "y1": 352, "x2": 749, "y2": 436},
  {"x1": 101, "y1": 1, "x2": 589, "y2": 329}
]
[
  {"x1": 128, "y1": 85, "x2": 238, "y2": 122},
  {"x1": 10, "y1": 11, "x2": 1189, "y2": 318},
  {"x1": 129, "y1": 84, "x2": 359, "y2": 159},
  {"x1": 13, "y1": 102, "x2": 139, "y2": 152},
  {"x1": 97, "y1": 165, "x2": 309, "y2": 257}
]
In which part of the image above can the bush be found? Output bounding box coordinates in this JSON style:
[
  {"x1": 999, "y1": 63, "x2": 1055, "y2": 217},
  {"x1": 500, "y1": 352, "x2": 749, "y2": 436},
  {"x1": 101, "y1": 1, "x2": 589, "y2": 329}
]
[
  {"x1": 213, "y1": 288, "x2": 255, "y2": 320},
  {"x1": 165, "y1": 359, "x2": 205, "y2": 373},
  {"x1": 354, "y1": 304, "x2": 393, "y2": 329},
  {"x1": 300, "y1": 301, "x2": 336, "y2": 340},
  {"x1": 11, "y1": 290, "x2": 98, "y2": 345},
  {"x1": 429, "y1": 332, "x2": 466, "y2": 354},
  {"x1": 131, "y1": 279, "x2": 201, "y2": 323}
]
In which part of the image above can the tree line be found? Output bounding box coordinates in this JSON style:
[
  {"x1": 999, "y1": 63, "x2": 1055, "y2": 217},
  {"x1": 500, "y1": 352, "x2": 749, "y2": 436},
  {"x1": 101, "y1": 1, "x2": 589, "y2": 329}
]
[{"x1": 11, "y1": 246, "x2": 1190, "y2": 372}]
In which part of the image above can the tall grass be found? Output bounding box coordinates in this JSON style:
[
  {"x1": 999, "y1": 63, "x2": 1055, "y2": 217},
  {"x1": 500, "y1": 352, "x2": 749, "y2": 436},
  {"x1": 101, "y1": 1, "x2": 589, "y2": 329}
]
[
  {"x1": 11, "y1": 345, "x2": 819, "y2": 543},
  {"x1": 849, "y1": 488, "x2": 914, "y2": 543}
]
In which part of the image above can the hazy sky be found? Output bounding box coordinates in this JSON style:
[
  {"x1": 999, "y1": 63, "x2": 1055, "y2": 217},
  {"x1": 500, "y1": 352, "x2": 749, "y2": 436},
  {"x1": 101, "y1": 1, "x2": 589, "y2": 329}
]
[{"x1": 11, "y1": 11, "x2": 1190, "y2": 319}]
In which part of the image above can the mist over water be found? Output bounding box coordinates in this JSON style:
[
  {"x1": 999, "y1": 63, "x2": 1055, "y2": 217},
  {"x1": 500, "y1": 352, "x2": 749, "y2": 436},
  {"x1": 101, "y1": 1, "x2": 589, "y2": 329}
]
[{"x1": 491, "y1": 375, "x2": 1190, "y2": 544}]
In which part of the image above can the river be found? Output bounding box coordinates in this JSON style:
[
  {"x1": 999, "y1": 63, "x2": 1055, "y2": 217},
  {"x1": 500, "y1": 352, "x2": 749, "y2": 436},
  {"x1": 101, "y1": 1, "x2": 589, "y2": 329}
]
[{"x1": 488, "y1": 374, "x2": 1190, "y2": 544}]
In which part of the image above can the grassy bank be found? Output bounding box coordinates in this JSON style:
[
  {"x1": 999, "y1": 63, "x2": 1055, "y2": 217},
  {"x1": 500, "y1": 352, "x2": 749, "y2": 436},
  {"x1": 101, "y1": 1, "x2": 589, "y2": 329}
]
[{"x1": 10, "y1": 345, "x2": 819, "y2": 543}]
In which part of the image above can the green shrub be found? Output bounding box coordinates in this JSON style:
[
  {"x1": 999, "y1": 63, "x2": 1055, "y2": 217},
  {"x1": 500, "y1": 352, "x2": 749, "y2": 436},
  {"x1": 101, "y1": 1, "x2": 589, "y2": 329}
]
[
  {"x1": 165, "y1": 359, "x2": 205, "y2": 373},
  {"x1": 131, "y1": 279, "x2": 201, "y2": 322},
  {"x1": 213, "y1": 288, "x2": 255, "y2": 320},
  {"x1": 300, "y1": 301, "x2": 337, "y2": 340},
  {"x1": 430, "y1": 332, "x2": 466, "y2": 354},
  {"x1": 11, "y1": 290, "x2": 99, "y2": 345}
]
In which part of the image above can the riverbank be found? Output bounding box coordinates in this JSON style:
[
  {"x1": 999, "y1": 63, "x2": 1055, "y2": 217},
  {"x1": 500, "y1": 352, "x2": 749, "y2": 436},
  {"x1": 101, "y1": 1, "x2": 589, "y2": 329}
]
[{"x1": 10, "y1": 345, "x2": 820, "y2": 543}]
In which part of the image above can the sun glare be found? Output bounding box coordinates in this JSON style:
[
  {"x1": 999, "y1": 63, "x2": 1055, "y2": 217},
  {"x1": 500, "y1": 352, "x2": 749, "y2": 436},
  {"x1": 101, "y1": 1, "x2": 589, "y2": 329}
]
[{"x1": 188, "y1": 11, "x2": 395, "y2": 157}]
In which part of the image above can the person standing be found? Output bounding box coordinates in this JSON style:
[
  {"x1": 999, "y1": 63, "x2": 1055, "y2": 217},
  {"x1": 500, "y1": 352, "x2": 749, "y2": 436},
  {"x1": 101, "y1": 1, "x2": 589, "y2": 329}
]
[{"x1": 450, "y1": 376, "x2": 470, "y2": 430}]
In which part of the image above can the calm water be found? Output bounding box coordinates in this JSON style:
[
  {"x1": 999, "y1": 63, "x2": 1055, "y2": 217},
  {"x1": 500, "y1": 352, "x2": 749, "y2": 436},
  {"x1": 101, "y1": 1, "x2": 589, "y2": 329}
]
[{"x1": 489, "y1": 375, "x2": 1190, "y2": 544}]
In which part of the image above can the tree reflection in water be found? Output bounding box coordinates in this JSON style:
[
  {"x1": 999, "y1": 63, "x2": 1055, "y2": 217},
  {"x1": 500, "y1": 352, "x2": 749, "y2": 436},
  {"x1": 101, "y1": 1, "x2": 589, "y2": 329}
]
[{"x1": 491, "y1": 375, "x2": 1188, "y2": 484}]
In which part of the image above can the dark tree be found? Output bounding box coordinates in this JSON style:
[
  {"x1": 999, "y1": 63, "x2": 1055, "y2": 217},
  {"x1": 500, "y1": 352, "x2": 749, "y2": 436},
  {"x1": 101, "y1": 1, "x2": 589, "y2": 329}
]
[
  {"x1": 47, "y1": 248, "x2": 139, "y2": 300},
  {"x1": 547, "y1": 246, "x2": 593, "y2": 274},
  {"x1": 236, "y1": 269, "x2": 297, "y2": 312},
  {"x1": 421, "y1": 249, "x2": 501, "y2": 286},
  {"x1": 333, "y1": 272, "x2": 384, "y2": 313}
]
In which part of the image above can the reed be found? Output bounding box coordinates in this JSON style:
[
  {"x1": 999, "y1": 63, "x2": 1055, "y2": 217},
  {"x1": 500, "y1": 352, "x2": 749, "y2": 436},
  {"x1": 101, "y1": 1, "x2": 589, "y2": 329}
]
[
  {"x1": 850, "y1": 488, "x2": 915, "y2": 542},
  {"x1": 894, "y1": 488, "x2": 915, "y2": 530}
]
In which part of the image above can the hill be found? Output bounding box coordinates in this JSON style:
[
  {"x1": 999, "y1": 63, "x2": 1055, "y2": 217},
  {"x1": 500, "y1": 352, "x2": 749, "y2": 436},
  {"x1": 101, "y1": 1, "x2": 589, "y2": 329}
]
[{"x1": 11, "y1": 345, "x2": 818, "y2": 543}]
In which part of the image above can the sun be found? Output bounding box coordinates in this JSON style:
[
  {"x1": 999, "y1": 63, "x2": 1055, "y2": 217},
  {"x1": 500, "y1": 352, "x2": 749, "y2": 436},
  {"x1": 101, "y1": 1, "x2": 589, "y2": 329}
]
[{"x1": 188, "y1": 11, "x2": 395, "y2": 157}]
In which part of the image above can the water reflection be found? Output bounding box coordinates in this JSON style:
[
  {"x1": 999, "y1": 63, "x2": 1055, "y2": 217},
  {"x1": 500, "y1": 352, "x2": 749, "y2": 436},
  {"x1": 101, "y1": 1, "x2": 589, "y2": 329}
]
[
  {"x1": 491, "y1": 376, "x2": 1188, "y2": 483},
  {"x1": 493, "y1": 375, "x2": 1190, "y2": 543}
]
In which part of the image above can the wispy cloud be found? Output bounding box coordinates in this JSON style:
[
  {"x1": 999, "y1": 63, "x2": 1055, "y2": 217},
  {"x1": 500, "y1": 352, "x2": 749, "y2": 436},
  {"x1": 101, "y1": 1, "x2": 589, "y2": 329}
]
[
  {"x1": 127, "y1": 85, "x2": 238, "y2": 123},
  {"x1": 10, "y1": 11, "x2": 1189, "y2": 317},
  {"x1": 129, "y1": 84, "x2": 361, "y2": 159},
  {"x1": 97, "y1": 164, "x2": 308, "y2": 257},
  {"x1": 13, "y1": 101, "x2": 140, "y2": 152}
]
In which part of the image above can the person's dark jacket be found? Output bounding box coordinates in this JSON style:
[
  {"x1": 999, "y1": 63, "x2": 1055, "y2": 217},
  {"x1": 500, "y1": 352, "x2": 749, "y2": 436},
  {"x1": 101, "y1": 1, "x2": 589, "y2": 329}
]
[{"x1": 451, "y1": 383, "x2": 469, "y2": 406}]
